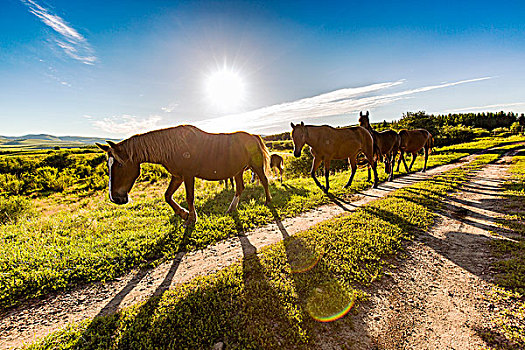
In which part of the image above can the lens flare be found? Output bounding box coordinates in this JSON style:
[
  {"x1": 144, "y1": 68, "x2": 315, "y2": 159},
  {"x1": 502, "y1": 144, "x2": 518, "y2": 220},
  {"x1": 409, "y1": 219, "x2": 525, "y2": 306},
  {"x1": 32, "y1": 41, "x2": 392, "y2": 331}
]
[
  {"x1": 285, "y1": 239, "x2": 322, "y2": 273},
  {"x1": 306, "y1": 281, "x2": 356, "y2": 322}
]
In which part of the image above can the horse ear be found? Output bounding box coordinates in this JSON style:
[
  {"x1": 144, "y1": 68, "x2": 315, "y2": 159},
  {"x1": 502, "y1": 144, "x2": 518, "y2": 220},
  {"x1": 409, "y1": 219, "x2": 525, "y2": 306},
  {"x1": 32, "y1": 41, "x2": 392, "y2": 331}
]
[
  {"x1": 366, "y1": 111, "x2": 369, "y2": 117},
  {"x1": 110, "y1": 147, "x2": 128, "y2": 164},
  {"x1": 290, "y1": 122, "x2": 296, "y2": 129},
  {"x1": 300, "y1": 121, "x2": 304, "y2": 127},
  {"x1": 96, "y1": 143, "x2": 110, "y2": 152},
  {"x1": 360, "y1": 111, "x2": 363, "y2": 117},
  {"x1": 107, "y1": 140, "x2": 118, "y2": 148}
]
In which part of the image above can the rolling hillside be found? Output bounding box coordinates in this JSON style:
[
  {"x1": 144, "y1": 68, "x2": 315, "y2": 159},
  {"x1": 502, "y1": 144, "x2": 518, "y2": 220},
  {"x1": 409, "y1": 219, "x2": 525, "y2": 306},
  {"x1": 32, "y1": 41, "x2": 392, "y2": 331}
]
[{"x1": 0, "y1": 134, "x2": 119, "y2": 150}]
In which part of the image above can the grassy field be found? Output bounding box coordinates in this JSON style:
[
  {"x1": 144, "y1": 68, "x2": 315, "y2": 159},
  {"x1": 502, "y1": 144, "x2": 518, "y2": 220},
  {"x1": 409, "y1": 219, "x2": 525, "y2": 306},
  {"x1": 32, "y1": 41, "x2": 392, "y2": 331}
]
[
  {"x1": 24, "y1": 139, "x2": 523, "y2": 349},
  {"x1": 1, "y1": 136, "x2": 524, "y2": 310}
]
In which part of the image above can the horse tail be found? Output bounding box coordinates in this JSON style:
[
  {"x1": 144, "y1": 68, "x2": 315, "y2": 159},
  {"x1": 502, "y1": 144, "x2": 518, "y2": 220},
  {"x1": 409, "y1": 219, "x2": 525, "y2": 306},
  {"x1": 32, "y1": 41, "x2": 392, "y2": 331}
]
[
  {"x1": 427, "y1": 133, "x2": 434, "y2": 154},
  {"x1": 373, "y1": 134, "x2": 382, "y2": 162},
  {"x1": 254, "y1": 135, "x2": 271, "y2": 177}
]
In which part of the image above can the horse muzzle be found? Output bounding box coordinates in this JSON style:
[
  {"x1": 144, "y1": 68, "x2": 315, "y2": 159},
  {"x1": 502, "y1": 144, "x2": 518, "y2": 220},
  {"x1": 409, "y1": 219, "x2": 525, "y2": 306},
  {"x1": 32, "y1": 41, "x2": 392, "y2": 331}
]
[
  {"x1": 293, "y1": 149, "x2": 301, "y2": 158},
  {"x1": 110, "y1": 195, "x2": 129, "y2": 205}
]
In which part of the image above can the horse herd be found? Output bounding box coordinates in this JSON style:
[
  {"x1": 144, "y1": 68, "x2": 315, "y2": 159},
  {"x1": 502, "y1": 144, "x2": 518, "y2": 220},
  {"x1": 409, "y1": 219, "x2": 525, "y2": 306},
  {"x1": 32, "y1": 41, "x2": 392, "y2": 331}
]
[{"x1": 96, "y1": 112, "x2": 433, "y2": 225}]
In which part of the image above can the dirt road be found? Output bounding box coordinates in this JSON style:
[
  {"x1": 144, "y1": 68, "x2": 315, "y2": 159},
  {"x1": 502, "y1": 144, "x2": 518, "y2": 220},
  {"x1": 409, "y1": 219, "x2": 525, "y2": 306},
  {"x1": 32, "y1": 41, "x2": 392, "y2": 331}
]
[{"x1": 336, "y1": 151, "x2": 521, "y2": 350}]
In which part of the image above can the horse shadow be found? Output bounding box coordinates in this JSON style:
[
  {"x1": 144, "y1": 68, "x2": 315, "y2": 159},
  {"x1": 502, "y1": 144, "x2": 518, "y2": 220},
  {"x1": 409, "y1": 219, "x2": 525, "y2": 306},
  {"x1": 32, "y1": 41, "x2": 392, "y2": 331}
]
[
  {"x1": 267, "y1": 204, "x2": 378, "y2": 348},
  {"x1": 74, "y1": 224, "x2": 193, "y2": 347},
  {"x1": 229, "y1": 211, "x2": 311, "y2": 348}
]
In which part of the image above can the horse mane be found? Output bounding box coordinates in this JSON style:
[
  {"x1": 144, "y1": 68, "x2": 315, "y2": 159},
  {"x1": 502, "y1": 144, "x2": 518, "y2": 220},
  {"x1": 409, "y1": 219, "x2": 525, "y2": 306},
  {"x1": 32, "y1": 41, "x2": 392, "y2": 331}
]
[{"x1": 120, "y1": 126, "x2": 197, "y2": 164}]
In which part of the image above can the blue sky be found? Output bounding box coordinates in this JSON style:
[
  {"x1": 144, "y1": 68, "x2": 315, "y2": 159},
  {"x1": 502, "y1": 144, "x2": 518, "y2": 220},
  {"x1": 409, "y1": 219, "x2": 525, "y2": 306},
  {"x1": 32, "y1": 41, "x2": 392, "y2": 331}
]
[{"x1": 1, "y1": 0, "x2": 524, "y2": 138}]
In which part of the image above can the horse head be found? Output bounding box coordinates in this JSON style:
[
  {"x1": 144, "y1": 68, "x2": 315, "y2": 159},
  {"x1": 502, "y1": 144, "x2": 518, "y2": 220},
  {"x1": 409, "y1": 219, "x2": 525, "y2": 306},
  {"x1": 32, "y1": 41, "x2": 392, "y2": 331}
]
[
  {"x1": 96, "y1": 141, "x2": 140, "y2": 205},
  {"x1": 358, "y1": 111, "x2": 370, "y2": 128},
  {"x1": 290, "y1": 121, "x2": 307, "y2": 158}
]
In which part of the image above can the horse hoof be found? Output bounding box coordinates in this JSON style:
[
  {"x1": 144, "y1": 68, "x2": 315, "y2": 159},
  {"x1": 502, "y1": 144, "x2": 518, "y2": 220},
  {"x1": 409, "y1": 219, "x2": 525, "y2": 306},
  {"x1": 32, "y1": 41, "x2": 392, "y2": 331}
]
[{"x1": 373, "y1": 183, "x2": 378, "y2": 189}]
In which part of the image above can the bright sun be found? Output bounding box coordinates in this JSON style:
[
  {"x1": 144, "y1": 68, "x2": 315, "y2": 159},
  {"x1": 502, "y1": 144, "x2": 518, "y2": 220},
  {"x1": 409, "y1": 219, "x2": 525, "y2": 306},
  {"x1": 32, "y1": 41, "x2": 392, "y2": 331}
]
[{"x1": 205, "y1": 69, "x2": 245, "y2": 111}]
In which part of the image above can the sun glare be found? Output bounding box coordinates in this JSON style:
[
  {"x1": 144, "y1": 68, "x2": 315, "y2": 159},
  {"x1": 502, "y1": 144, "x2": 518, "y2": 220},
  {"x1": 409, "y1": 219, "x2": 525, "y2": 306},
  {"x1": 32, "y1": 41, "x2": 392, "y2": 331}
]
[{"x1": 205, "y1": 69, "x2": 246, "y2": 111}]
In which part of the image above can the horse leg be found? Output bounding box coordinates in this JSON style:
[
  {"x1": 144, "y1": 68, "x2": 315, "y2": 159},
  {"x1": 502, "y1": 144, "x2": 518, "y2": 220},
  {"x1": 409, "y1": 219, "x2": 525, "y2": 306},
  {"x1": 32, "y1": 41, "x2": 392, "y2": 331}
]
[
  {"x1": 422, "y1": 146, "x2": 429, "y2": 172},
  {"x1": 367, "y1": 164, "x2": 371, "y2": 182},
  {"x1": 408, "y1": 153, "x2": 417, "y2": 172},
  {"x1": 183, "y1": 176, "x2": 197, "y2": 225},
  {"x1": 396, "y1": 150, "x2": 403, "y2": 172},
  {"x1": 401, "y1": 151, "x2": 410, "y2": 173},
  {"x1": 253, "y1": 165, "x2": 272, "y2": 205},
  {"x1": 164, "y1": 176, "x2": 189, "y2": 220},
  {"x1": 388, "y1": 150, "x2": 397, "y2": 181},
  {"x1": 323, "y1": 160, "x2": 331, "y2": 193},
  {"x1": 365, "y1": 155, "x2": 379, "y2": 188},
  {"x1": 227, "y1": 173, "x2": 246, "y2": 213},
  {"x1": 279, "y1": 167, "x2": 283, "y2": 184},
  {"x1": 310, "y1": 156, "x2": 324, "y2": 191},
  {"x1": 344, "y1": 156, "x2": 358, "y2": 188}
]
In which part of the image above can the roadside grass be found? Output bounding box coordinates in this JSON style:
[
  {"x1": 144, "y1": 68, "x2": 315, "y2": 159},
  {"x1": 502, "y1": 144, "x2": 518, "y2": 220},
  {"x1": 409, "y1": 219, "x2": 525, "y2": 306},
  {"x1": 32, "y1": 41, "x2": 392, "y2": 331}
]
[
  {"x1": 1, "y1": 136, "x2": 523, "y2": 309},
  {"x1": 24, "y1": 142, "x2": 517, "y2": 349},
  {"x1": 478, "y1": 149, "x2": 525, "y2": 350}
]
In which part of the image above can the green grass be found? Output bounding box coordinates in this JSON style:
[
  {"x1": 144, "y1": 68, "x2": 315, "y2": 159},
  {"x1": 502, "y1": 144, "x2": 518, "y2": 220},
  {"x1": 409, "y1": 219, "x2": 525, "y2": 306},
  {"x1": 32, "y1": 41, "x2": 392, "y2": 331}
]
[
  {"x1": 0, "y1": 136, "x2": 523, "y2": 309},
  {"x1": 25, "y1": 141, "x2": 518, "y2": 349}
]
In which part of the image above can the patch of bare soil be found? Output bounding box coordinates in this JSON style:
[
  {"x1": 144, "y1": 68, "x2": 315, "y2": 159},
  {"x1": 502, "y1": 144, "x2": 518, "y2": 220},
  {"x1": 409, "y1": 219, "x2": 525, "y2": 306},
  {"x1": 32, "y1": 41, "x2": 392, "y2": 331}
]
[
  {"x1": 335, "y1": 151, "x2": 521, "y2": 350},
  {"x1": 0, "y1": 150, "x2": 512, "y2": 349}
]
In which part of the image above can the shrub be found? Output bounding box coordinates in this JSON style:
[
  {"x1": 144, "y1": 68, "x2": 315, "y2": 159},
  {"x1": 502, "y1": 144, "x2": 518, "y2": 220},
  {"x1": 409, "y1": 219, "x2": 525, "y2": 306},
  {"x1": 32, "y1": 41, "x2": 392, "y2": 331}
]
[
  {"x1": 285, "y1": 151, "x2": 313, "y2": 177},
  {"x1": 138, "y1": 164, "x2": 170, "y2": 183},
  {"x1": 41, "y1": 152, "x2": 74, "y2": 171},
  {"x1": 510, "y1": 122, "x2": 522, "y2": 134},
  {"x1": 0, "y1": 196, "x2": 33, "y2": 224},
  {"x1": 31, "y1": 167, "x2": 66, "y2": 192},
  {"x1": 266, "y1": 140, "x2": 293, "y2": 151},
  {"x1": 0, "y1": 174, "x2": 24, "y2": 195}
]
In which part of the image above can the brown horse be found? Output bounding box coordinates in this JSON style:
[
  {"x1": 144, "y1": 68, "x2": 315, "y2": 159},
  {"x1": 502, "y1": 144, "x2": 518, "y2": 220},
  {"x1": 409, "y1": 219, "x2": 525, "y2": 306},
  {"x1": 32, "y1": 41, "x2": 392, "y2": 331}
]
[
  {"x1": 270, "y1": 154, "x2": 284, "y2": 183},
  {"x1": 358, "y1": 111, "x2": 401, "y2": 181},
  {"x1": 96, "y1": 125, "x2": 272, "y2": 225},
  {"x1": 290, "y1": 122, "x2": 378, "y2": 192},
  {"x1": 395, "y1": 129, "x2": 434, "y2": 173},
  {"x1": 251, "y1": 153, "x2": 285, "y2": 184}
]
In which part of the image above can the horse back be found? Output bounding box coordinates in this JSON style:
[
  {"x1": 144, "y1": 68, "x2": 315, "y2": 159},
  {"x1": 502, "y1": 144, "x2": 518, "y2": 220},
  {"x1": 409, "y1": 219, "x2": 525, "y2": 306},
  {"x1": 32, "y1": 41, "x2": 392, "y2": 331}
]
[
  {"x1": 399, "y1": 129, "x2": 431, "y2": 152},
  {"x1": 164, "y1": 128, "x2": 265, "y2": 179},
  {"x1": 376, "y1": 129, "x2": 401, "y2": 154}
]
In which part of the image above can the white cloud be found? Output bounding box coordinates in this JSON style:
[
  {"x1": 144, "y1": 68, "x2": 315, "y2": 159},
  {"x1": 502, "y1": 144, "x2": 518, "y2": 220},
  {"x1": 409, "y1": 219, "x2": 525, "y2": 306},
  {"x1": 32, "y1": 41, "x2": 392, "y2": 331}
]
[
  {"x1": 443, "y1": 102, "x2": 525, "y2": 114},
  {"x1": 195, "y1": 77, "x2": 493, "y2": 133},
  {"x1": 161, "y1": 103, "x2": 179, "y2": 113},
  {"x1": 92, "y1": 115, "x2": 164, "y2": 136},
  {"x1": 21, "y1": 0, "x2": 97, "y2": 65}
]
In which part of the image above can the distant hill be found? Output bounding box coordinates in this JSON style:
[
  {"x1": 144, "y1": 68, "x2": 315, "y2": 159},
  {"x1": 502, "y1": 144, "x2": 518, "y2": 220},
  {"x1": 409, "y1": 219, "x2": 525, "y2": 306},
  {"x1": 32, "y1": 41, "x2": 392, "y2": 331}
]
[{"x1": 0, "y1": 134, "x2": 120, "y2": 150}]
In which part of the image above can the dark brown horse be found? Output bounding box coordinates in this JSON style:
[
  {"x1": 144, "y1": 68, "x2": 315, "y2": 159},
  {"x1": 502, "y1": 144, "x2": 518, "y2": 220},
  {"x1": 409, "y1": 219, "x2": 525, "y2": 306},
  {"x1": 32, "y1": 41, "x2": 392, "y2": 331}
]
[
  {"x1": 396, "y1": 129, "x2": 434, "y2": 173},
  {"x1": 290, "y1": 122, "x2": 378, "y2": 192},
  {"x1": 270, "y1": 154, "x2": 284, "y2": 183},
  {"x1": 358, "y1": 111, "x2": 401, "y2": 181},
  {"x1": 251, "y1": 153, "x2": 285, "y2": 184},
  {"x1": 96, "y1": 125, "x2": 272, "y2": 225}
]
